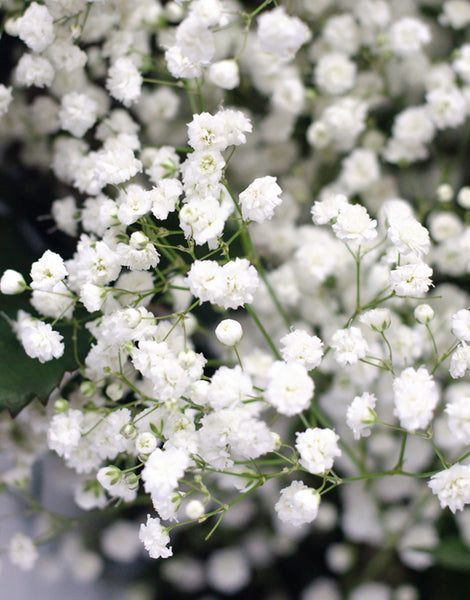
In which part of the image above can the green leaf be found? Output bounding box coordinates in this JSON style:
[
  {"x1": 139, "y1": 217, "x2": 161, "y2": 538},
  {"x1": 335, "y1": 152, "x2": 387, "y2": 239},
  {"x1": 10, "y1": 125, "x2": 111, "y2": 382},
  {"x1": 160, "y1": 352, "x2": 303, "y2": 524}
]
[
  {"x1": 418, "y1": 537, "x2": 470, "y2": 571},
  {"x1": 0, "y1": 317, "x2": 87, "y2": 418}
]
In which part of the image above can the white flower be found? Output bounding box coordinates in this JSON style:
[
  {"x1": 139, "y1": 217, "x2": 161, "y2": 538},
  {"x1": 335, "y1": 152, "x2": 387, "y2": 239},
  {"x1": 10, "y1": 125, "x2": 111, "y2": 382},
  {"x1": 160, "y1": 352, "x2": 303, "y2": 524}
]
[
  {"x1": 0, "y1": 270, "x2": 26, "y2": 294},
  {"x1": 139, "y1": 515, "x2": 172, "y2": 559},
  {"x1": 239, "y1": 176, "x2": 283, "y2": 223},
  {"x1": 295, "y1": 428, "x2": 341, "y2": 474},
  {"x1": 387, "y1": 216, "x2": 430, "y2": 260},
  {"x1": 446, "y1": 397, "x2": 470, "y2": 443},
  {"x1": 440, "y1": 1, "x2": 470, "y2": 29},
  {"x1": 59, "y1": 92, "x2": 98, "y2": 138},
  {"x1": 15, "y1": 54, "x2": 55, "y2": 88},
  {"x1": 141, "y1": 447, "x2": 190, "y2": 503},
  {"x1": 346, "y1": 393, "x2": 377, "y2": 439},
  {"x1": 314, "y1": 52, "x2": 356, "y2": 96},
  {"x1": 107, "y1": 58, "x2": 142, "y2": 107},
  {"x1": 265, "y1": 361, "x2": 314, "y2": 416},
  {"x1": 389, "y1": 262, "x2": 433, "y2": 297},
  {"x1": 426, "y1": 87, "x2": 467, "y2": 129},
  {"x1": 48, "y1": 409, "x2": 84, "y2": 458},
  {"x1": 215, "y1": 319, "x2": 243, "y2": 346},
  {"x1": 0, "y1": 84, "x2": 13, "y2": 116},
  {"x1": 275, "y1": 480, "x2": 320, "y2": 527},
  {"x1": 340, "y1": 148, "x2": 380, "y2": 194},
  {"x1": 279, "y1": 329, "x2": 323, "y2": 370},
  {"x1": 451, "y1": 309, "x2": 470, "y2": 342},
  {"x1": 209, "y1": 60, "x2": 240, "y2": 89},
  {"x1": 393, "y1": 366, "x2": 439, "y2": 431},
  {"x1": 187, "y1": 259, "x2": 225, "y2": 304},
  {"x1": 8, "y1": 533, "x2": 38, "y2": 571},
  {"x1": 332, "y1": 204, "x2": 377, "y2": 244},
  {"x1": 257, "y1": 7, "x2": 310, "y2": 60},
  {"x1": 30, "y1": 250, "x2": 68, "y2": 291},
  {"x1": 18, "y1": 319, "x2": 64, "y2": 363},
  {"x1": 207, "y1": 548, "x2": 250, "y2": 594},
  {"x1": 16, "y1": 2, "x2": 54, "y2": 53},
  {"x1": 388, "y1": 17, "x2": 431, "y2": 57},
  {"x1": 450, "y1": 343, "x2": 470, "y2": 378},
  {"x1": 428, "y1": 464, "x2": 470, "y2": 513},
  {"x1": 330, "y1": 327, "x2": 368, "y2": 366}
]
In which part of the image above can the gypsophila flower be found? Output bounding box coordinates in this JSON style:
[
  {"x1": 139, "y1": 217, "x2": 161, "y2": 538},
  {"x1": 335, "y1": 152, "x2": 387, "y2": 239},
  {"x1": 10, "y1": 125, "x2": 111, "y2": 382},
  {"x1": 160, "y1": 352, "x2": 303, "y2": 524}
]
[
  {"x1": 393, "y1": 366, "x2": 439, "y2": 431},
  {"x1": 389, "y1": 262, "x2": 433, "y2": 297},
  {"x1": 451, "y1": 309, "x2": 470, "y2": 341},
  {"x1": 279, "y1": 329, "x2": 324, "y2": 370},
  {"x1": 332, "y1": 204, "x2": 377, "y2": 244},
  {"x1": 107, "y1": 57, "x2": 142, "y2": 107},
  {"x1": 428, "y1": 464, "x2": 470, "y2": 513},
  {"x1": 331, "y1": 327, "x2": 368, "y2": 366},
  {"x1": 450, "y1": 343, "x2": 470, "y2": 378},
  {"x1": 446, "y1": 397, "x2": 470, "y2": 443},
  {"x1": 265, "y1": 361, "x2": 314, "y2": 416},
  {"x1": 8, "y1": 533, "x2": 38, "y2": 571},
  {"x1": 239, "y1": 176, "x2": 283, "y2": 224},
  {"x1": 16, "y1": 2, "x2": 54, "y2": 53},
  {"x1": 346, "y1": 393, "x2": 377, "y2": 440},
  {"x1": 139, "y1": 515, "x2": 172, "y2": 559},
  {"x1": 257, "y1": 7, "x2": 310, "y2": 60},
  {"x1": 18, "y1": 319, "x2": 64, "y2": 363},
  {"x1": 275, "y1": 480, "x2": 320, "y2": 527},
  {"x1": 295, "y1": 428, "x2": 341, "y2": 474}
]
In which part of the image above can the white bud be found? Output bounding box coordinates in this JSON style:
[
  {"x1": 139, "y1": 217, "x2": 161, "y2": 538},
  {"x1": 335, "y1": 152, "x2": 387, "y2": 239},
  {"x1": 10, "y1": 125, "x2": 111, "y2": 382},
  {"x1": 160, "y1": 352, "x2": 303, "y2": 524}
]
[
  {"x1": 215, "y1": 319, "x2": 243, "y2": 346},
  {"x1": 106, "y1": 382, "x2": 125, "y2": 401},
  {"x1": 185, "y1": 499, "x2": 205, "y2": 520},
  {"x1": 414, "y1": 304, "x2": 434, "y2": 324},
  {"x1": 54, "y1": 398, "x2": 69, "y2": 412},
  {"x1": 121, "y1": 423, "x2": 137, "y2": 440},
  {"x1": 0, "y1": 270, "x2": 26, "y2": 294},
  {"x1": 457, "y1": 186, "x2": 470, "y2": 208},
  {"x1": 436, "y1": 183, "x2": 453, "y2": 202}
]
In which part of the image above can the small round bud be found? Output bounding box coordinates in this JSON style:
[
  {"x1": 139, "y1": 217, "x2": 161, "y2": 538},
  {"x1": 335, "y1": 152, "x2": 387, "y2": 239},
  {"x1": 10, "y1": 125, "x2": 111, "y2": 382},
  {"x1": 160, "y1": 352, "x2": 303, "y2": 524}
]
[
  {"x1": 97, "y1": 465, "x2": 122, "y2": 488},
  {"x1": 0, "y1": 270, "x2": 26, "y2": 294},
  {"x1": 457, "y1": 186, "x2": 470, "y2": 208},
  {"x1": 136, "y1": 432, "x2": 158, "y2": 456},
  {"x1": 121, "y1": 423, "x2": 137, "y2": 440},
  {"x1": 164, "y1": 1, "x2": 184, "y2": 22},
  {"x1": 129, "y1": 231, "x2": 149, "y2": 250},
  {"x1": 436, "y1": 183, "x2": 453, "y2": 203},
  {"x1": 215, "y1": 319, "x2": 243, "y2": 346},
  {"x1": 185, "y1": 499, "x2": 205, "y2": 520},
  {"x1": 106, "y1": 382, "x2": 125, "y2": 401},
  {"x1": 54, "y1": 398, "x2": 69, "y2": 412},
  {"x1": 125, "y1": 473, "x2": 139, "y2": 490},
  {"x1": 414, "y1": 304, "x2": 434, "y2": 324},
  {"x1": 80, "y1": 381, "x2": 96, "y2": 397}
]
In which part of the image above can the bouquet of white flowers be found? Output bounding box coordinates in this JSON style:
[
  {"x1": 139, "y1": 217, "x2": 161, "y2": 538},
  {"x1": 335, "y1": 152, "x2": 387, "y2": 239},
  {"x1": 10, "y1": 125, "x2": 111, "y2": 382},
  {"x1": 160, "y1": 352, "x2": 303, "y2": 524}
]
[{"x1": 2, "y1": 1, "x2": 470, "y2": 598}]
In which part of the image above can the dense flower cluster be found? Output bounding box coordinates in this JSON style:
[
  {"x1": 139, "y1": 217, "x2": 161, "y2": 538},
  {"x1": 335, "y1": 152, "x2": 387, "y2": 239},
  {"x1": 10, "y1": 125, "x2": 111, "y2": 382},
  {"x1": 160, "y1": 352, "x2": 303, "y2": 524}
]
[{"x1": 1, "y1": 1, "x2": 470, "y2": 598}]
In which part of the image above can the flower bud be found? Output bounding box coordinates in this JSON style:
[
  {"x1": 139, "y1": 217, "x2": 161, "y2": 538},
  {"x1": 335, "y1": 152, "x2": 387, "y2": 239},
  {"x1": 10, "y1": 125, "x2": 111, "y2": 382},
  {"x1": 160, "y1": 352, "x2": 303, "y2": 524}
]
[
  {"x1": 185, "y1": 499, "x2": 205, "y2": 520},
  {"x1": 0, "y1": 270, "x2": 26, "y2": 294},
  {"x1": 436, "y1": 183, "x2": 453, "y2": 202},
  {"x1": 80, "y1": 381, "x2": 96, "y2": 397},
  {"x1": 54, "y1": 398, "x2": 69, "y2": 412},
  {"x1": 414, "y1": 304, "x2": 434, "y2": 324},
  {"x1": 106, "y1": 382, "x2": 125, "y2": 401},
  {"x1": 121, "y1": 423, "x2": 137, "y2": 440},
  {"x1": 215, "y1": 319, "x2": 243, "y2": 346}
]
